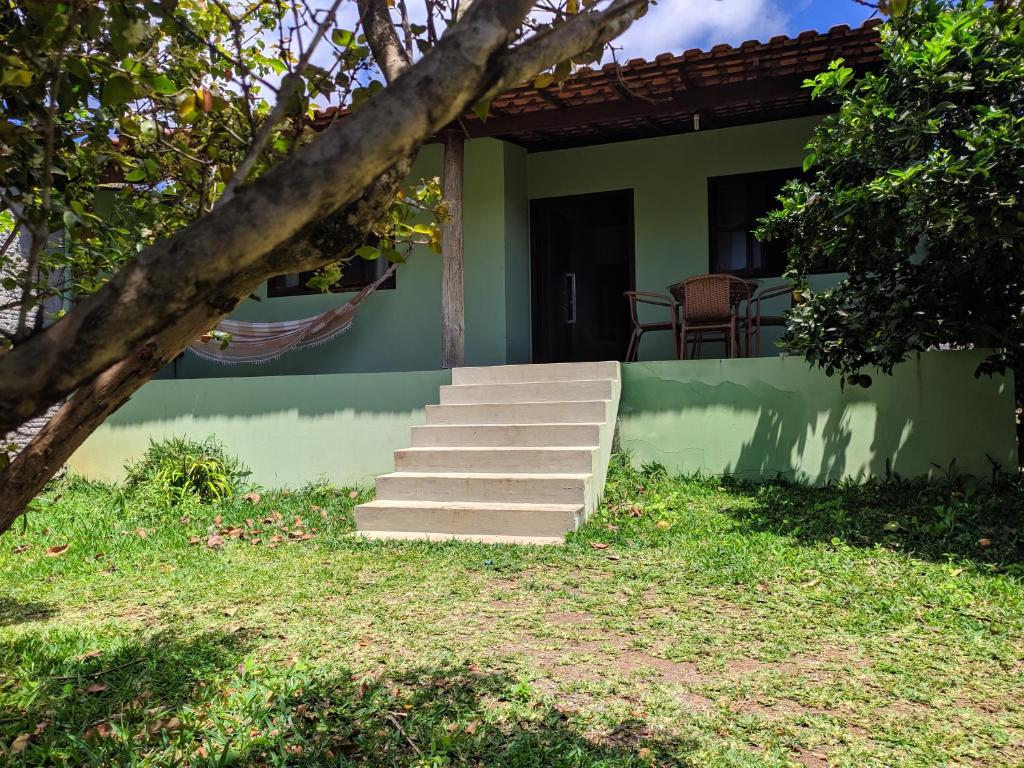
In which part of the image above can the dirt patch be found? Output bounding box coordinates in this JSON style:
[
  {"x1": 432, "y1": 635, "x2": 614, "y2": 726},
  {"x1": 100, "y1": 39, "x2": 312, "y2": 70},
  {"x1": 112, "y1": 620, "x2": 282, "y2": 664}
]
[
  {"x1": 676, "y1": 692, "x2": 715, "y2": 712},
  {"x1": 614, "y1": 651, "x2": 703, "y2": 684},
  {"x1": 546, "y1": 611, "x2": 594, "y2": 626},
  {"x1": 795, "y1": 749, "x2": 830, "y2": 767}
]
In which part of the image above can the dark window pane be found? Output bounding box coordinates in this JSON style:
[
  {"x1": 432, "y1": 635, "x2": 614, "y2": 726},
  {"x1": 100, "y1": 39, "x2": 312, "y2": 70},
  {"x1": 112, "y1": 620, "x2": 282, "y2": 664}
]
[
  {"x1": 708, "y1": 168, "x2": 802, "y2": 279},
  {"x1": 267, "y1": 255, "x2": 396, "y2": 298}
]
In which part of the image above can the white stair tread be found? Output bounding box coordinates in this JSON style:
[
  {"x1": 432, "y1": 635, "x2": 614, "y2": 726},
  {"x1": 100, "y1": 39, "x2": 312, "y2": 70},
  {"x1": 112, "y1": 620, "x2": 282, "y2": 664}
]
[
  {"x1": 357, "y1": 499, "x2": 582, "y2": 513},
  {"x1": 355, "y1": 531, "x2": 565, "y2": 546},
  {"x1": 377, "y1": 471, "x2": 591, "y2": 481}
]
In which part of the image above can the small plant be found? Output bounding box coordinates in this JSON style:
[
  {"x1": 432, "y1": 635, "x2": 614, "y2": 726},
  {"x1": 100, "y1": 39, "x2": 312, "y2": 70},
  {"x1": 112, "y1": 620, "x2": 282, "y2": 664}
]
[{"x1": 124, "y1": 437, "x2": 250, "y2": 505}]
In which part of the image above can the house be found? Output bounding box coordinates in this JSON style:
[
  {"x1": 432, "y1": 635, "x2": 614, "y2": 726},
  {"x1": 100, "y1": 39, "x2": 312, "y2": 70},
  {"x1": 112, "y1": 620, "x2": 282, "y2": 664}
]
[{"x1": 68, "y1": 20, "x2": 1019, "y2": 542}]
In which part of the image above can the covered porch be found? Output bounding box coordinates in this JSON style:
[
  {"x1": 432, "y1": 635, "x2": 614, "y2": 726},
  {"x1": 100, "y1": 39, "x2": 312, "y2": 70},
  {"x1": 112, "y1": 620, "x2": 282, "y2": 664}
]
[{"x1": 167, "y1": 21, "x2": 882, "y2": 381}]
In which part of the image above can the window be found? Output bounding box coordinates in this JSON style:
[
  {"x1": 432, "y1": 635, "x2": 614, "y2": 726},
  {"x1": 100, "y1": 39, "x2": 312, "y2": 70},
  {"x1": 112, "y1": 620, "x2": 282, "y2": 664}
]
[
  {"x1": 267, "y1": 255, "x2": 396, "y2": 298},
  {"x1": 708, "y1": 168, "x2": 801, "y2": 278}
]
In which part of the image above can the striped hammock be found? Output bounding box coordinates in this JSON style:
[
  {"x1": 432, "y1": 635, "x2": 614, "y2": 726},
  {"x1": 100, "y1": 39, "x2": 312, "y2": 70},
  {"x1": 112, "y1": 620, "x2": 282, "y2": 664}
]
[{"x1": 187, "y1": 262, "x2": 397, "y2": 364}]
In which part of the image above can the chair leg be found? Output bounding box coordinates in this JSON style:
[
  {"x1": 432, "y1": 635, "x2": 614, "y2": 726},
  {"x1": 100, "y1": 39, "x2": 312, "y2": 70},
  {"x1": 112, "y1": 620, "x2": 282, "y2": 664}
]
[{"x1": 626, "y1": 329, "x2": 639, "y2": 362}]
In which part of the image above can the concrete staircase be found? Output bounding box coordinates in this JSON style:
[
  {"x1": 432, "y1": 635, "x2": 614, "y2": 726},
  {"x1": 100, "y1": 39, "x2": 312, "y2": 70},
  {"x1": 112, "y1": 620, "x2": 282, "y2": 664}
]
[{"x1": 355, "y1": 361, "x2": 621, "y2": 545}]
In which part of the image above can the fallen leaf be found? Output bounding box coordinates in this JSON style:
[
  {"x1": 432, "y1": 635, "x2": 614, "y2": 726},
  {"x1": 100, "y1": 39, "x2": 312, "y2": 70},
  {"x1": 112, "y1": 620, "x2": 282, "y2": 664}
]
[
  {"x1": 348, "y1": 490, "x2": 359, "y2": 499},
  {"x1": 627, "y1": 505, "x2": 643, "y2": 518},
  {"x1": 606, "y1": 554, "x2": 622, "y2": 562},
  {"x1": 206, "y1": 534, "x2": 224, "y2": 549},
  {"x1": 188, "y1": 535, "x2": 201, "y2": 545},
  {"x1": 33, "y1": 721, "x2": 48, "y2": 736},
  {"x1": 605, "y1": 524, "x2": 619, "y2": 532},
  {"x1": 9, "y1": 733, "x2": 31, "y2": 753},
  {"x1": 242, "y1": 492, "x2": 261, "y2": 503},
  {"x1": 465, "y1": 720, "x2": 478, "y2": 735},
  {"x1": 179, "y1": 515, "x2": 191, "y2": 525},
  {"x1": 978, "y1": 538, "x2": 992, "y2": 547},
  {"x1": 223, "y1": 606, "x2": 238, "y2": 617},
  {"x1": 75, "y1": 650, "x2": 102, "y2": 661},
  {"x1": 655, "y1": 520, "x2": 671, "y2": 530},
  {"x1": 84, "y1": 682, "x2": 109, "y2": 694},
  {"x1": 213, "y1": 515, "x2": 222, "y2": 526},
  {"x1": 134, "y1": 528, "x2": 148, "y2": 539},
  {"x1": 590, "y1": 542, "x2": 609, "y2": 550},
  {"x1": 224, "y1": 526, "x2": 243, "y2": 539},
  {"x1": 45, "y1": 544, "x2": 69, "y2": 557},
  {"x1": 245, "y1": 518, "x2": 255, "y2": 528},
  {"x1": 84, "y1": 722, "x2": 113, "y2": 740},
  {"x1": 12, "y1": 543, "x2": 30, "y2": 554}
]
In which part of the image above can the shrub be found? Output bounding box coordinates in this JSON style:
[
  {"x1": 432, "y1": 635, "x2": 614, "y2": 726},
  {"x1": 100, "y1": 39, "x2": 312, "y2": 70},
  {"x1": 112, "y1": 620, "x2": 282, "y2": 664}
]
[{"x1": 124, "y1": 437, "x2": 250, "y2": 505}]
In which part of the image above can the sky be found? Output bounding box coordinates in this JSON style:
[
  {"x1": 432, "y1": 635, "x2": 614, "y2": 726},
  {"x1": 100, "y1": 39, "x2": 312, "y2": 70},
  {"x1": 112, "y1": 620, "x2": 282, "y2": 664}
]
[{"x1": 615, "y1": 0, "x2": 879, "y2": 61}]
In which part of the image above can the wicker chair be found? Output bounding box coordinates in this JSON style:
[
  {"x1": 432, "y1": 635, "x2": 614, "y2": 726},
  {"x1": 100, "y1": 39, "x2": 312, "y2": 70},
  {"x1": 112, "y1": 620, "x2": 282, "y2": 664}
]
[
  {"x1": 623, "y1": 291, "x2": 679, "y2": 362},
  {"x1": 669, "y1": 275, "x2": 752, "y2": 359}
]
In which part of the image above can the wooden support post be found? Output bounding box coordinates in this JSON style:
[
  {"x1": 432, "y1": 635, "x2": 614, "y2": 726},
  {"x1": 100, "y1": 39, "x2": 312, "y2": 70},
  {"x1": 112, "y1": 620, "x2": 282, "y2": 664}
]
[{"x1": 441, "y1": 129, "x2": 465, "y2": 369}]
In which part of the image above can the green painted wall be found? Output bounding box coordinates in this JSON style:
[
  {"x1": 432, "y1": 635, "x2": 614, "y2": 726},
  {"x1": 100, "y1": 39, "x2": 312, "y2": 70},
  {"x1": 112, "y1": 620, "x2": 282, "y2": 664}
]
[
  {"x1": 504, "y1": 143, "x2": 532, "y2": 364},
  {"x1": 618, "y1": 350, "x2": 1019, "y2": 483},
  {"x1": 68, "y1": 369, "x2": 451, "y2": 487},
  {"x1": 71, "y1": 351, "x2": 1017, "y2": 489},
  {"x1": 527, "y1": 116, "x2": 829, "y2": 361}
]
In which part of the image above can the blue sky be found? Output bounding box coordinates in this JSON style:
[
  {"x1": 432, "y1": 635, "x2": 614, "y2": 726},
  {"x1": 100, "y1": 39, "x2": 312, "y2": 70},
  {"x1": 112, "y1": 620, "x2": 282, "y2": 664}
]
[{"x1": 616, "y1": 0, "x2": 880, "y2": 60}]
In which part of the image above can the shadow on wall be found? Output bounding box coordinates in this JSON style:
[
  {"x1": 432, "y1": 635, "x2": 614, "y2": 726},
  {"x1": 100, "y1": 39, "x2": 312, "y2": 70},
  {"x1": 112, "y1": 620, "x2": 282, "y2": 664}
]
[
  {"x1": 104, "y1": 369, "x2": 451, "y2": 425},
  {"x1": 616, "y1": 353, "x2": 1017, "y2": 484}
]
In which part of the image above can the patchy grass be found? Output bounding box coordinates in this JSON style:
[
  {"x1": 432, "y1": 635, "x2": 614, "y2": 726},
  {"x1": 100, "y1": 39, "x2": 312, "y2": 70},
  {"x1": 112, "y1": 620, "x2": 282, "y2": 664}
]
[{"x1": 1, "y1": 460, "x2": 1023, "y2": 766}]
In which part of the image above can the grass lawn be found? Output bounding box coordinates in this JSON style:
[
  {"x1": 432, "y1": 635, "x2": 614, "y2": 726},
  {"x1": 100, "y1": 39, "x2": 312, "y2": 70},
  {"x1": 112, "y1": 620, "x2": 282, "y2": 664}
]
[{"x1": 1, "y1": 456, "x2": 1023, "y2": 766}]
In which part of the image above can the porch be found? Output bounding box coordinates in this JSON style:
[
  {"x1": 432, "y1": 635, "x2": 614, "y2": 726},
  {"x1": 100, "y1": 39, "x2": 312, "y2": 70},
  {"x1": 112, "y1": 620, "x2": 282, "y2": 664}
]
[{"x1": 165, "y1": 23, "x2": 882, "y2": 380}]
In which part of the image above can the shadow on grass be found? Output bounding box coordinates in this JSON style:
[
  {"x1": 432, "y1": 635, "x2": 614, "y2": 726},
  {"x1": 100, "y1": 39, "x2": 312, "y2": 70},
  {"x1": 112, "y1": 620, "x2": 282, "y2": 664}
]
[
  {"x1": 718, "y1": 474, "x2": 1024, "y2": 571},
  {"x1": 2, "y1": 627, "x2": 701, "y2": 766},
  {"x1": 0, "y1": 597, "x2": 58, "y2": 628}
]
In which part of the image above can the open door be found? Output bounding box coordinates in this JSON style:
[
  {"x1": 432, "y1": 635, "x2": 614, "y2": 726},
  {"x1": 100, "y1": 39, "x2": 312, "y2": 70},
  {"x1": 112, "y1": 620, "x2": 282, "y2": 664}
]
[{"x1": 530, "y1": 189, "x2": 635, "y2": 363}]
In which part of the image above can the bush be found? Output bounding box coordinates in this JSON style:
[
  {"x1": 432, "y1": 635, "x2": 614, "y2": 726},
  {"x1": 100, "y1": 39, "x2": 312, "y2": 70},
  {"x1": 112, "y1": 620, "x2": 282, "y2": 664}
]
[{"x1": 124, "y1": 437, "x2": 250, "y2": 505}]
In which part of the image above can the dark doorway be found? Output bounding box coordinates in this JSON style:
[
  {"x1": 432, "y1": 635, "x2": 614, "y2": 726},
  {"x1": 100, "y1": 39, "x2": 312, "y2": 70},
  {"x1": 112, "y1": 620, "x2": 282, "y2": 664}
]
[{"x1": 530, "y1": 189, "x2": 635, "y2": 363}]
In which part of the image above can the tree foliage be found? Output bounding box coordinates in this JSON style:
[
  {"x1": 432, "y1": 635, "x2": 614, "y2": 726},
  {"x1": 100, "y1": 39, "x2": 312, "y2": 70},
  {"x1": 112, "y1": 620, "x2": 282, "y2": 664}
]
[{"x1": 759, "y1": 0, "x2": 1024, "y2": 383}]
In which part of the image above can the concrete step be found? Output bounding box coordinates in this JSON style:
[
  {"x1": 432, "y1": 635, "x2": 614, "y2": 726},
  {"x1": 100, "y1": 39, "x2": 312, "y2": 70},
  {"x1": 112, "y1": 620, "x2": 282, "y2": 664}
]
[
  {"x1": 356, "y1": 530, "x2": 565, "y2": 546},
  {"x1": 394, "y1": 446, "x2": 596, "y2": 474},
  {"x1": 375, "y1": 471, "x2": 590, "y2": 504},
  {"x1": 439, "y1": 379, "x2": 614, "y2": 405},
  {"x1": 354, "y1": 500, "x2": 583, "y2": 538},
  {"x1": 453, "y1": 361, "x2": 620, "y2": 385},
  {"x1": 425, "y1": 400, "x2": 611, "y2": 425},
  {"x1": 410, "y1": 422, "x2": 603, "y2": 448}
]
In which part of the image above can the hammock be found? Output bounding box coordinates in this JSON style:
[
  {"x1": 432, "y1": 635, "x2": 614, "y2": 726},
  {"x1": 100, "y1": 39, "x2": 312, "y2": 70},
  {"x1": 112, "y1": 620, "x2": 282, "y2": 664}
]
[{"x1": 188, "y1": 262, "x2": 398, "y2": 364}]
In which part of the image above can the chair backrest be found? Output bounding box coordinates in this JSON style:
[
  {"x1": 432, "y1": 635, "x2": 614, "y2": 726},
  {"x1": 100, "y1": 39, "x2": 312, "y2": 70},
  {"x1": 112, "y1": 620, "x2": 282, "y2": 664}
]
[
  {"x1": 680, "y1": 275, "x2": 736, "y2": 322},
  {"x1": 623, "y1": 291, "x2": 675, "y2": 326}
]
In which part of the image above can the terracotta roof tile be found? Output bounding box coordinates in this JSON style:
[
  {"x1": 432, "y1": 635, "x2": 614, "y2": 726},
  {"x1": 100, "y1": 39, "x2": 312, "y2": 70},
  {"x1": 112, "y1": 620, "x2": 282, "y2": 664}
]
[{"x1": 310, "y1": 19, "x2": 883, "y2": 151}]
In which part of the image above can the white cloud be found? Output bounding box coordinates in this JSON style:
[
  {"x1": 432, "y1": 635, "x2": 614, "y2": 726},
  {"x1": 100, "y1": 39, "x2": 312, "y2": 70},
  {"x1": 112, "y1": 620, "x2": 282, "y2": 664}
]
[{"x1": 614, "y1": 0, "x2": 800, "y2": 61}]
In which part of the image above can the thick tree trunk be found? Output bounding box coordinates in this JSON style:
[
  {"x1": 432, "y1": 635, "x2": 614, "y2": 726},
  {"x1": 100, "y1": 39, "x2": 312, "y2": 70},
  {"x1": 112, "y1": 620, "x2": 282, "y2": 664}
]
[
  {"x1": 441, "y1": 129, "x2": 465, "y2": 369},
  {"x1": 0, "y1": 351, "x2": 161, "y2": 534},
  {"x1": 0, "y1": 0, "x2": 648, "y2": 532}
]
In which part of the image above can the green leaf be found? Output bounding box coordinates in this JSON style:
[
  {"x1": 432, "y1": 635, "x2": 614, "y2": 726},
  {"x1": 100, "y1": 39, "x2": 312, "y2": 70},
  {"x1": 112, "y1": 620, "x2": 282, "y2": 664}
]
[
  {"x1": 355, "y1": 245, "x2": 380, "y2": 260},
  {"x1": 472, "y1": 99, "x2": 491, "y2": 122},
  {"x1": 150, "y1": 74, "x2": 177, "y2": 94},
  {"x1": 331, "y1": 28, "x2": 354, "y2": 47},
  {"x1": 803, "y1": 153, "x2": 817, "y2": 173},
  {"x1": 101, "y1": 74, "x2": 135, "y2": 106}
]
